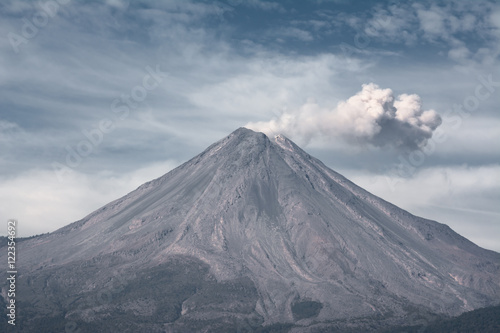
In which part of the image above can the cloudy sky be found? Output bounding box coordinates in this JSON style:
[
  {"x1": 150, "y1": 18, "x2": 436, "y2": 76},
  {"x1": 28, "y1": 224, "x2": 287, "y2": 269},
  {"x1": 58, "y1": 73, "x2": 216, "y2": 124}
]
[{"x1": 1, "y1": 0, "x2": 499, "y2": 251}]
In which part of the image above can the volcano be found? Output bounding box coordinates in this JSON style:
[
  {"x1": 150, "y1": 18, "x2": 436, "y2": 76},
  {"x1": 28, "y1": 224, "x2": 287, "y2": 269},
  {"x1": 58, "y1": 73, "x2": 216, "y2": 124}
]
[{"x1": 2, "y1": 128, "x2": 499, "y2": 332}]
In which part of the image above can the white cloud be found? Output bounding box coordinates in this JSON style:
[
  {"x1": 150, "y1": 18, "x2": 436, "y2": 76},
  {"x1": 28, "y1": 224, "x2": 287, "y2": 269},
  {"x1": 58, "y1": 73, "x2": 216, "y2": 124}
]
[
  {"x1": 448, "y1": 43, "x2": 472, "y2": 63},
  {"x1": 364, "y1": 5, "x2": 417, "y2": 45},
  {"x1": 491, "y1": 8, "x2": 500, "y2": 34},
  {"x1": 246, "y1": 83, "x2": 442, "y2": 151},
  {"x1": 416, "y1": 6, "x2": 447, "y2": 39}
]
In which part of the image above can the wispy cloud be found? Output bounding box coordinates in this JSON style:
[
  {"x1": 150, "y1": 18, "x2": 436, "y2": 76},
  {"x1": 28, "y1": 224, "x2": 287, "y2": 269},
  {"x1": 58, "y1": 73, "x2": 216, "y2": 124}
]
[{"x1": 333, "y1": 0, "x2": 500, "y2": 69}]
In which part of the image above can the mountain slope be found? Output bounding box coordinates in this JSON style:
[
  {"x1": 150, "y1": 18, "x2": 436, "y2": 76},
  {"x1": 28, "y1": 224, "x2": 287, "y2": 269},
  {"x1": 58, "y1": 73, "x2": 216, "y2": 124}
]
[{"x1": 1, "y1": 128, "x2": 499, "y2": 332}]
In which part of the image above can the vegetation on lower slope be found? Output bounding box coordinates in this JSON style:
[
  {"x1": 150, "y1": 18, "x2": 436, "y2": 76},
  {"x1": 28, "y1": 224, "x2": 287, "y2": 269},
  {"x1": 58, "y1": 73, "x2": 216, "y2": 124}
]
[
  {"x1": 383, "y1": 304, "x2": 500, "y2": 333},
  {"x1": 1, "y1": 303, "x2": 499, "y2": 332}
]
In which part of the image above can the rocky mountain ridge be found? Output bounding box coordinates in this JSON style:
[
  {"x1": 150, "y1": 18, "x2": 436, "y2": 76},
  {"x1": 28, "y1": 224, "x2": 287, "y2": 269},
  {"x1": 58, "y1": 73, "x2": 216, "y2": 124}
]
[{"x1": 1, "y1": 127, "x2": 499, "y2": 332}]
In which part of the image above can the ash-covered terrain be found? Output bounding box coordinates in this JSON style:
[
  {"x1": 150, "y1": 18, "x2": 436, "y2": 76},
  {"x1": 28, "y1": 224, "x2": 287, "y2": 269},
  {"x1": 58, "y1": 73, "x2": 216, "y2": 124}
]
[{"x1": 1, "y1": 128, "x2": 499, "y2": 332}]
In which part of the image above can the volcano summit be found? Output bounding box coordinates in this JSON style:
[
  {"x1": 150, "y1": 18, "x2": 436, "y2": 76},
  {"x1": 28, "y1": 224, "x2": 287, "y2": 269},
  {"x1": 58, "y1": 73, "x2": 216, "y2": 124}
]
[{"x1": 1, "y1": 128, "x2": 499, "y2": 332}]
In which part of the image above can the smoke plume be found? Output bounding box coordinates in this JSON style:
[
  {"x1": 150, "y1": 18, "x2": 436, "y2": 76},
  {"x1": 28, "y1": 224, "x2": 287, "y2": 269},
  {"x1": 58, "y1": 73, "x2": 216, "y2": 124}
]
[{"x1": 246, "y1": 83, "x2": 442, "y2": 151}]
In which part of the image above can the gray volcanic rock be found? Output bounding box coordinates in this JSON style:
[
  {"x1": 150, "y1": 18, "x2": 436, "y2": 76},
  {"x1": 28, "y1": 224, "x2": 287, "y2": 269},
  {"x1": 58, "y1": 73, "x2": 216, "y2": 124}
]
[{"x1": 1, "y1": 128, "x2": 499, "y2": 332}]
